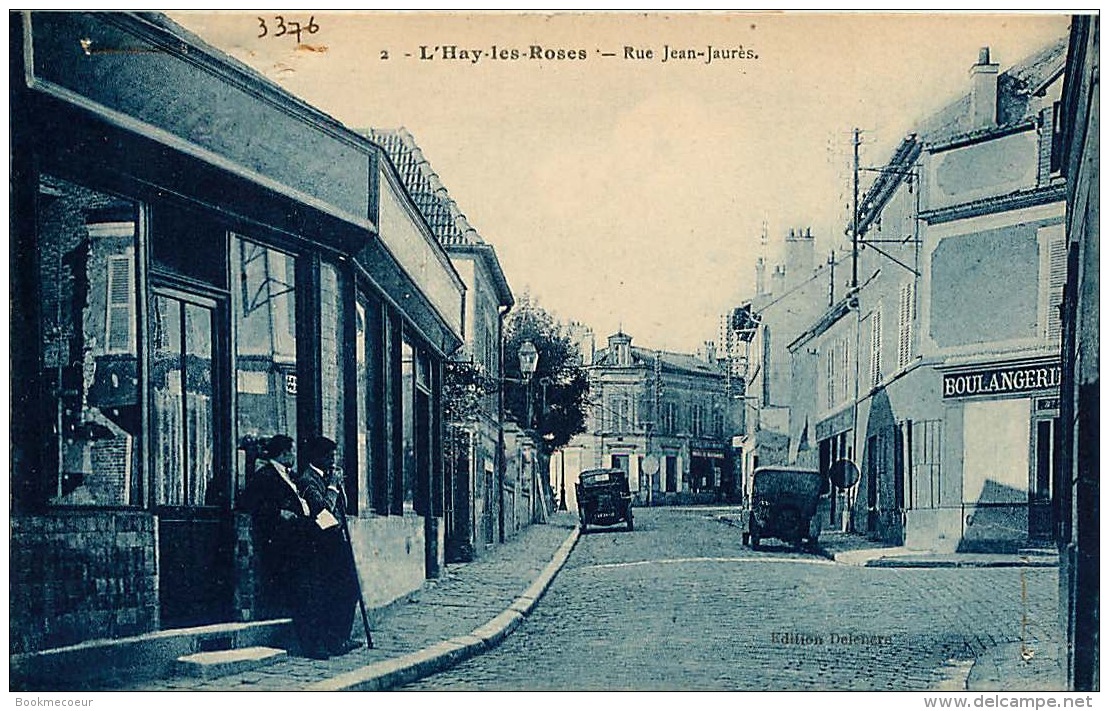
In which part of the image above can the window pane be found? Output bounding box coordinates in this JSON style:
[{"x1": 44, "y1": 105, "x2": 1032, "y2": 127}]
[
  {"x1": 401, "y1": 338, "x2": 416, "y2": 509},
  {"x1": 320, "y1": 262, "x2": 345, "y2": 467},
  {"x1": 355, "y1": 297, "x2": 371, "y2": 513},
  {"x1": 233, "y1": 236, "x2": 297, "y2": 485},
  {"x1": 152, "y1": 295, "x2": 184, "y2": 505},
  {"x1": 185, "y1": 303, "x2": 214, "y2": 505},
  {"x1": 38, "y1": 175, "x2": 139, "y2": 506},
  {"x1": 152, "y1": 297, "x2": 216, "y2": 507}
]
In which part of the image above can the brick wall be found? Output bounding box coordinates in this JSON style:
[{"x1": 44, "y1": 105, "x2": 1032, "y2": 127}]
[{"x1": 10, "y1": 511, "x2": 157, "y2": 654}]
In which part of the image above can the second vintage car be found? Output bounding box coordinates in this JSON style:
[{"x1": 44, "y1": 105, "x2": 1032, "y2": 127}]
[
  {"x1": 744, "y1": 466, "x2": 826, "y2": 550},
  {"x1": 575, "y1": 468, "x2": 634, "y2": 533}
]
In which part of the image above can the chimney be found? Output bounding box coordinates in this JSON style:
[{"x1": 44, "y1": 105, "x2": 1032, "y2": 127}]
[
  {"x1": 970, "y1": 47, "x2": 1000, "y2": 129},
  {"x1": 770, "y1": 264, "x2": 786, "y2": 295},
  {"x1": 785, "y1": 226, "x2": 815, "y2": 288},
  {"x1": 569, "y1": 323, "x2": 595, "y2": 366},
  {"x1": 755, "y1": 257, "x2": 767, "y2": 296}
]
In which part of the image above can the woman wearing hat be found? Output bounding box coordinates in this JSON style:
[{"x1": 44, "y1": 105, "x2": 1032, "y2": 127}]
[
  {"x1": 240, "y1": 434, "x2": 309, "y2": 620},
  {"x1": 297, "y1": 435, "x2": 362, "y2": 659}
]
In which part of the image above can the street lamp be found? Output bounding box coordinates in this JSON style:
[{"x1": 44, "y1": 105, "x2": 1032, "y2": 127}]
[{"x1": 518, "y1": 340, "x2": 538, "y2": 428}]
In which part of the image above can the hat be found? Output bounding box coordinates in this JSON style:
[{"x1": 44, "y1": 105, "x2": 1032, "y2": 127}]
[
  {"x1": 303, "y1": 435, "x2": 337, "y2": 462},
  {"x1": 263, "y1": 434, "x2": 294, "y2": 458}
]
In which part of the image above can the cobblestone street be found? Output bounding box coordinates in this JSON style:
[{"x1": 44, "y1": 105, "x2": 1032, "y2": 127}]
[{"x1": 407, "y1": 507, "x2": 1060, "y2": 691}]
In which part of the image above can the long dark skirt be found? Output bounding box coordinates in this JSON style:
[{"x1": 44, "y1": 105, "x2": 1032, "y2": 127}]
[{"x1": 296, "y1": 527, "x2": 359, "y2": 656}]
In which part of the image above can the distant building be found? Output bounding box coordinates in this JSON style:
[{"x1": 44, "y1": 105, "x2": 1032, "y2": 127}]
[
  {"x1": 565, "y1": 331, "x2": 737, "y2": 507},
  {"x1": 728, "y1": 227, "x2": 851, "y2": 504}
]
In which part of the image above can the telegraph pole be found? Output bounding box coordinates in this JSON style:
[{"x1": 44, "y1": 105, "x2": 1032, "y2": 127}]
[{"x1": 851, "y1": 127, "x2": 860, "y2": 290}]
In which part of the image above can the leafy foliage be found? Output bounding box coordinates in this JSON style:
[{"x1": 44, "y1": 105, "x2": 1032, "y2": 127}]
[
  {"x1": 443, "y1": 359, "x2": 499, "y2": 426},
  {"x1": 503, "y1": 295, "x2": 590, "y2": 454}
]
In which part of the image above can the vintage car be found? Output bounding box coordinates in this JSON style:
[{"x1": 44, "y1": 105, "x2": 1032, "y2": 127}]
[
  {"x1": 744, "y1": 466, "x2": 826, "y2": 549},
  {"x1": 575, "y1": 468, "x2": 634, "y2": 533}
]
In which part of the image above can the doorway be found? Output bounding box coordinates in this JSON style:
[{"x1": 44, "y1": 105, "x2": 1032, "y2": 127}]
[
  {"x1": 1029, "y1": 414, "x2": 1059, "y2": 542},
  {"x1": 150, "y1": 289, "x2": 233, "y2": 629}
]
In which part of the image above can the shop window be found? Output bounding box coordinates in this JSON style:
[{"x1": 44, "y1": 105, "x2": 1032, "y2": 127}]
[
  {"x1": 962, "y1": 399, "x2": 1029, "y2": 504},
  {"x1": 232, "y1": 236, "x2": 297, "y2": 485},
  {"x1": 355, "y1": 297, "x2": 372, "y2": 513},
  {"x1": 401, "y1": 337, "x2": 416, "y2": 511},
  {"x1": 151, "y1": 294, "x2": 215, "y2": 506},
  {"x1": 320, "y1": 262, "x2": 346, "y2": 476},
  {"x1": 38, "y1": 175, "x2": 140, "y2": 507}
]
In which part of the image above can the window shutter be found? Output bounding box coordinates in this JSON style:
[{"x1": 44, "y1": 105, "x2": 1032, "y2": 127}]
[
  {"x1": 840, "y1": 337, "x2": 850, "y2": 404},
  {"x1": 870, "y1": 307, "x2": 883, "y2": 387},
  {"x1": 106, "y1": 255, "x2": 134, "y2": 352},
  {"x1": 824, "y1": 347, "x2": 834, "y2": 410},
  {"x1": 898, "y1": 282, "x2": 914, "y2": 371},
  {"x1": 1046, "y1": 235, "x2": 1067, "y2": 344}
]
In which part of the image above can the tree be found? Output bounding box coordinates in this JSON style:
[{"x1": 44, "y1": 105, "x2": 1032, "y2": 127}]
[{"x1": 503, "y1": 295, "x2": 590, "y2": 454}]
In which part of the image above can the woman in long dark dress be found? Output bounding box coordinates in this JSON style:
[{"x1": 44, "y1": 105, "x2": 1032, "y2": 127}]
[
  {"x1": 240, "y1": 435, "x2": 309, "y2": 620},
  {"x1": 297, "y1": 436, "x2": 361, "y2": 659}
]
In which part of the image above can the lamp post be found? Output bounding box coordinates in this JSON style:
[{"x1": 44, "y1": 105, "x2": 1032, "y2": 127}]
[
  {"x1": 559, "y1": 448, "x2": 568, "y2": 511},
  {"x1": 518, "y1": 340, "x2": 538, "y2": 429}
]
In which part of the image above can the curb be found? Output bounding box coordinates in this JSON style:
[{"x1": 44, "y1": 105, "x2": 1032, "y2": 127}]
[
  {"x1": 821, "y1": 547, "x2": 1060, "y2": 569},
  {"x1": 863, "y1": 557, "x2": 1058, "y2": 569},
  {"x1": 307, "y1": 523, "x2": 581, "y2": 691}
]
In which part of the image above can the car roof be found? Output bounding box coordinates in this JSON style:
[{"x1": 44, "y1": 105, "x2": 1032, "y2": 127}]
[
  {"x1": 581, "y1": 468, "x2": 623, "y2": 476},
  {"x1": 753, "y1": 465, "x2": 821, "y2": 475}
]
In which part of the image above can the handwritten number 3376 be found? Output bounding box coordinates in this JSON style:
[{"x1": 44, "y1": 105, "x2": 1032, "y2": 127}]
[{"x1": 258, "y1": 16, "x2": 319, "y2": 43}]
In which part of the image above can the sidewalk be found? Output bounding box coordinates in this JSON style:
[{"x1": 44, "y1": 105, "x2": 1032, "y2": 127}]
[
  {"x1": 818, "y1": 531, "x2": 1059, "y2": 568},
  {"x1": 120, "y1": 512, "x2": 580, "y2": 691},
  {"x1": 966, "y1": 640, "x2": 1068, "y2": 691}
]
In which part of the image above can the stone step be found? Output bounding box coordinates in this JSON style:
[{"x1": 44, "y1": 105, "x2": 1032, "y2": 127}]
[{"x1": 175, "y1": 646, "x2": 287, "y2": 679}]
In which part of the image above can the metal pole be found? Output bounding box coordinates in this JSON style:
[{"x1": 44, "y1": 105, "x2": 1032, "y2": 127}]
[
  {"x1": 852, "y1": 127, "x2": 860, "y2": 290},
  {"x1": 559, "y1": 449, "x2": 567, "y2": 511},
  {"x1": 336, "y1": 483, "x2": 373, "y2": 649},
  {"x1": 526, "y1": 379, "x2": 534, "y2": 429}
]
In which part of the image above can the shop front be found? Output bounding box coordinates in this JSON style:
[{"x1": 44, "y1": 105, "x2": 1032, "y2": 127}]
[
  {"x1": 11, "y1": 12, "x2": 463, "y2": 659},
  {"x1": 939, "y1": 358, "x2": 1062, "y2": 552}
]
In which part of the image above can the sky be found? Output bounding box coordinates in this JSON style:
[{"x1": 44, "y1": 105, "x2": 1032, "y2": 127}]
[{"x1": 170, "y1": 11, "x2": 1071, "y2": 353}]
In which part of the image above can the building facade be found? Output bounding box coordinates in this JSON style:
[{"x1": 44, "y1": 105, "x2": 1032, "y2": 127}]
[
  {"x1": 729, "y1": 228, "x2": 851, "y2": 506},
  {"x1": 365, "y1": 128, "x2": 516, "y2": 562},
  {"x1": 1056, "y1": 14, "x2": 1099, "y2": 692},
  {"x1": 789, "y1": 40, "x2": 1069, "y2": 552},
  {"x1": 10, "y1": 12, "x2": 465, "y2": 667},
  {"x1": 565, "y1": 331, "x2": 736, "y2": 507}
]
